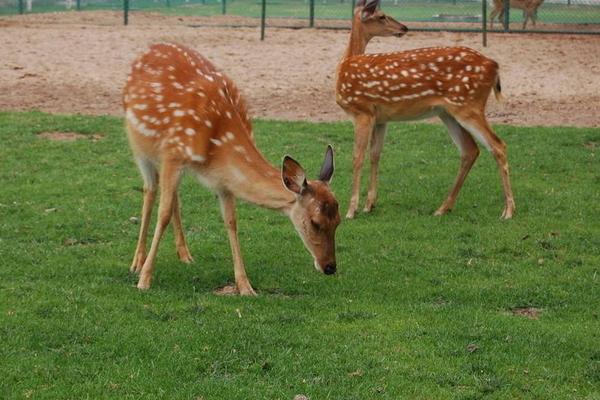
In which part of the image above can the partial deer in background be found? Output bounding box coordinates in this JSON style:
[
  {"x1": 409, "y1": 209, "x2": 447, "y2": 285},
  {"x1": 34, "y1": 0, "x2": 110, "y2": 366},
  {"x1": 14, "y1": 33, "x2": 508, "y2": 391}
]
[
  {"x1": 124, "y1": 43, "x2": 340, "y2": 294},
  {"x1": 490, "y1": 0, "x2": 545, "y2": 29},
  {"x1": 336, "y1": 0, "x2": 515, "y2": 219}
]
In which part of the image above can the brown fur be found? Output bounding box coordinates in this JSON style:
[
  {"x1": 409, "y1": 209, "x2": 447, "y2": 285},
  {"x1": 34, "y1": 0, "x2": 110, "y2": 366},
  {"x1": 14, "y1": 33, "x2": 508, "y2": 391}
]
[
  {"x1": 124, "y1": 43, "x2": 340, "y2": 293},
  {"x1": 336, "y1": 3, "x2": 515, "y2": 220}
]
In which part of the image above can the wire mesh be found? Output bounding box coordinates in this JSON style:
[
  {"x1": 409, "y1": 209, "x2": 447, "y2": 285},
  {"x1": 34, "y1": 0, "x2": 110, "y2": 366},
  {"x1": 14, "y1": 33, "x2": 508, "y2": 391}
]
[{"x1": 1, "y1": 0, "x2": 599, "y2": 33}]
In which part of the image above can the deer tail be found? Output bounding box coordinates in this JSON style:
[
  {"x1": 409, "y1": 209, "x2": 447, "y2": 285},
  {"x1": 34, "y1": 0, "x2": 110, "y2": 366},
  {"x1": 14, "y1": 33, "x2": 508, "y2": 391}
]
[{"x1": 493, "y1": 74, "x2": 504, "y2": 103}]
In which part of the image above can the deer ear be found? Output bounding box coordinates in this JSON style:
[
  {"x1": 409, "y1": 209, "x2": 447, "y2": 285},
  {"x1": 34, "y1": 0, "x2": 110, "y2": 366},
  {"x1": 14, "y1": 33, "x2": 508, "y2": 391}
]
[
  {"x1": 318, "y1": 145, "x2": 335, "y2": 184},
  {"x1": 361, "y1": 0, "x2": 379, "y2": 19},
  {"x1": 282, "y1": 155, "x2": 307, "y2": 195}
]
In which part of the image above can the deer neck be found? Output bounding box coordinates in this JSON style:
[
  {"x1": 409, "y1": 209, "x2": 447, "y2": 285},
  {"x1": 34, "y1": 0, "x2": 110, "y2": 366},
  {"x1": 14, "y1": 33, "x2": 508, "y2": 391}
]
[
  {"x1": 205, "y1": 126, "x2": 295, "y2": 214},
  {"x1": 343, "y1": 15, "x2": 370, "y2": 59}
]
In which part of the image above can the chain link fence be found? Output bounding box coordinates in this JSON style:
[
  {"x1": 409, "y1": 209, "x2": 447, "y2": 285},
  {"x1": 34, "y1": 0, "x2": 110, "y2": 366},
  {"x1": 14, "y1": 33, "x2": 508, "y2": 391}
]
[{"x1": 2, "y1": 0, "x2": 599, "y2": 34}]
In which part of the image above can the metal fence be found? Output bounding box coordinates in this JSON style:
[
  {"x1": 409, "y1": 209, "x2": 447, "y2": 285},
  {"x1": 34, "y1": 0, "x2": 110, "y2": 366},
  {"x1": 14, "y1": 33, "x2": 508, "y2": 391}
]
[{"x1": 2, "y1": 0, "x2": 599, "y2": 35}]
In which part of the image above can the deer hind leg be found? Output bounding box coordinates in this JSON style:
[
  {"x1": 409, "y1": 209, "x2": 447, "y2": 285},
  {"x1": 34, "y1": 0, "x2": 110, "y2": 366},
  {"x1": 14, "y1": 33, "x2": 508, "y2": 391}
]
[
  {"x1": 137, "y1": 160, "x2": 183, "y2": 289},
  {"x1": 435, "y1": 112, "x2": 480, "y2": 216},
  {"x1": 347, "y1": 114, "x2": 376, "y2": 219},
  {"x1": 522, "y1": 10, "x2": 530, "y2": 29},
  {"x1": 454, "y1": 112, "x2": 515, "y2": 219},
  {"x1": 218, "y1": 191, "x2": 256, "y2": 296},
  {"x1": 489, "y1": 7, "x2": 500, "y2": 28},
  {"x1": 131, "y1": 157, "x2": 158, "y2": 274},
  {"x1": 172, "y1": 192, "x2": 194, "y2": 264},
  {"x1": 364, "y1": 122, "x2": 387, "y2": 213}
]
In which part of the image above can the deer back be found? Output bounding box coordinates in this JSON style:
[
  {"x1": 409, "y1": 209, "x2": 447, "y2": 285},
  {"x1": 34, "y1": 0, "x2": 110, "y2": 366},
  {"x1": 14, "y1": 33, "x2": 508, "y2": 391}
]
[
  {"x1": 123, "y1": 43, "x2": 253, "y2": 165},
  {"x1": 336, "y1": 46, "x2": 499, "y2": 118}
]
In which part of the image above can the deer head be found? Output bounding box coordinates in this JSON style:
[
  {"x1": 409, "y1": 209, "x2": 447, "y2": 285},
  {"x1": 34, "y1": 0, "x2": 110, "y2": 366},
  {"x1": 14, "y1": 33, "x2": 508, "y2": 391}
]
[
  {"x1": 355, "y1": 0, "x2": 408, "y2": 40},
  {"x1": 282, "y1": 145, "x2": 341, "y2": 275}
]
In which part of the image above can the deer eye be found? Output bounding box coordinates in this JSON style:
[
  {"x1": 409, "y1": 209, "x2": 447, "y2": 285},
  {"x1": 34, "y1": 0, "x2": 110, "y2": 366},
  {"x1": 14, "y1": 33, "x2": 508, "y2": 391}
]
[
  {"x1": 378, "y1": 15, "x2": 386, "y2": 20},
  {"x1": 311, "y1": 220, "x2": 321, "y2": 231}
]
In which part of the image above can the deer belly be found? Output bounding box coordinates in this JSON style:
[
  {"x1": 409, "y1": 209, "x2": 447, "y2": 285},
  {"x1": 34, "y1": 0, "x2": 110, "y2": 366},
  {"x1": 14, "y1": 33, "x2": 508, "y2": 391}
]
[{"x1": 376, "y1": 104, "x2": 442, "y2": 122}]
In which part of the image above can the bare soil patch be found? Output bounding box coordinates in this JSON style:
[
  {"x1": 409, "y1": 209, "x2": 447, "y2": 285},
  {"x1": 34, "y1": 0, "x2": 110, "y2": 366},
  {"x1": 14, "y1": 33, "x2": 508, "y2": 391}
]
[
  {"x1": 213, "y1": 284, "x2": 239, "y2": 296},
  {"x1": 38, "y1": 131, "x2": 103, "y2": 141},
  {"x1": 511, "y1": 307, "x2": 542, "y2": 319},
  {"x1": 1, "y1": 11, "x2": 599, "y2": 127}
]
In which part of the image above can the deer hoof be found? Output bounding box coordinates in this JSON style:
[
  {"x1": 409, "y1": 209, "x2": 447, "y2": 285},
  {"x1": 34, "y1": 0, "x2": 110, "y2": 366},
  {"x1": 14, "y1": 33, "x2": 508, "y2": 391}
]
[
  {"x1": 238, "y1": 285, "x2": 257, "y2": 296},
  {"x1": 177, "y1": 248, "x2": 194, "y2": 264},
  {"x1": 433, "y1": 207, "x2": 450, "y2": 216},
  {"x1": 501, "y1": 207, "x2": 514, "y2": 220}
]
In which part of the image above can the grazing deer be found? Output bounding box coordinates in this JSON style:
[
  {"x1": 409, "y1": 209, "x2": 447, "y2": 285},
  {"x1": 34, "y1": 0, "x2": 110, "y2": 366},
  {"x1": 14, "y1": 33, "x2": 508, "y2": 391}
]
[
  {"x1": 490, "y1": 0, "x2": 545, "y2": 29},
  {"x1": 336, "y1": 0, "x2": 515, "y2": 219},
  {"x1": 123, "y1": 43, "x2": 340, "y2": 295}
]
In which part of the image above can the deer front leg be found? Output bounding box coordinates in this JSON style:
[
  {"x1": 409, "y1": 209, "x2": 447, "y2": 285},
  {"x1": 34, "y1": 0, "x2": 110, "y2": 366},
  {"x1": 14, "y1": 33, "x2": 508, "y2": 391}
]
[
  {"x1": 364, "y1": 122, "x2": 387, "y2": 213},
  {"x1": 131, "y1": 187, "x2": 156, "y2": 273},
  {"x1": 137, "y1": 160, "x2": 182, "y2": 289},
  {"x1": 172, "y1": 192, "x2": 194, "y2": 264},
  {"x1": 131, "y1": 157, "x2": 158, "y2": 274},
  {"x1": 347, "y1": 114, "x2": 375, "y2": 219},
  {"x1": 218, "y1": 191, "x2": 256, "y2": 296}
]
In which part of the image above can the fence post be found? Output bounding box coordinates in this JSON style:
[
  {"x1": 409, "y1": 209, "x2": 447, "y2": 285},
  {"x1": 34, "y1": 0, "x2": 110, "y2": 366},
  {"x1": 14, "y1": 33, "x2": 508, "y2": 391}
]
[
  {"x1": 18, "y1": 0, "x2": 24, "y2": 14},
  {"x1": 76, "y1": 0, "x2": 81, "y2": 10},
  {"x1": 482, "y1": 0, "x2": 487, "y2": 47},
  {"x1": 351, "y1": 0, "x2": 355, "y2": 19},
  {"x1": 260, "y1": 0, "x2": 266, "y2": 40},
  {"x1": 502, "y1": 0, "x2": 509, "y2": 32},
  {"x1": 222, "y1": 0, "x2": 226, "y2": 14},
  {"x1": 166, "y1": 0, "x2": 171, "y2": 7},
  {"x1": 309, "y1": 0, "x2": 315, "y2": 27},
  {"x1": 124, "y1": 0, "x2": 129, "y2": 25}
]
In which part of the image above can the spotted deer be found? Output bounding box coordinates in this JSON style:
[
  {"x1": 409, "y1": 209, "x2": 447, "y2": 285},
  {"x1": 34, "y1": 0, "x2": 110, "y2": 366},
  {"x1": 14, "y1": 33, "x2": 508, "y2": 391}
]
[
  {"x1": 490, "y1": 0, "x2": 545, "y2": 30},
  {"x1": 123, "y1": 43, "x2": 340, "y2": 295},
  {"x1": 336, "y1": 0, "x2": 515, "y2": 219}
]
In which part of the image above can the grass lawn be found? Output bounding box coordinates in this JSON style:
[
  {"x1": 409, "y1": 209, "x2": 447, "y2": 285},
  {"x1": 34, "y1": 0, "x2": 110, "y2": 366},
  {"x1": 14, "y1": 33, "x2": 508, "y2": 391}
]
[{"x1": 0, "y1": 111, "x2": 599, "y2": 399}]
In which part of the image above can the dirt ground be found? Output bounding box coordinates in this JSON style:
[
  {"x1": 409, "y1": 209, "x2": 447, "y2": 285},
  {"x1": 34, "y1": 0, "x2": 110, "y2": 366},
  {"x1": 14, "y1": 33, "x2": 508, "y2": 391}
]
[{"x1": 1, "y1": 11, "x2": 599, "y2": 127}]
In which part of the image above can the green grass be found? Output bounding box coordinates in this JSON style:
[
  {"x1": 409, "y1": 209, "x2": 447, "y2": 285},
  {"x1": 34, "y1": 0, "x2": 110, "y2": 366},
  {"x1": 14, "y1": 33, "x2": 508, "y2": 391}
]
[{"x1": 1, "y1": 110, "x2": 599, "y2": 399}]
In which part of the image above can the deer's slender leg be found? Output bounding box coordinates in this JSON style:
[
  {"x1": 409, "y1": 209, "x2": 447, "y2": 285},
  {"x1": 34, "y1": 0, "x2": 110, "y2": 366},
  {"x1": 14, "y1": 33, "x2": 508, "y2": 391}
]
[
  {"x1": 137, "y1": 160, "x2": 183, "y2": 289},
  {"x1": 364, "y1": 122, "x2": 387, "y2": 213},
  {"x1": 131, "y1": 156, "x2": 158, "y2": 274},
  {"x1": 490, "y1": 8, "x2": 499, "y2": 28},
  {"x1": 347, "y1": 114, "x2": 376, "y2": 219},
  {"x1": 172, "y1": 192, "x2": 194, "y2": 264},
  {"x1": 454, "y1": 112, "x2": 515, "y2": 219},
  {"x1": 434, "y1": 112, "x2": 480, "y2": 216},
  {"x1": 218, "y1": 191, "x2": 256, "y2": 296}
]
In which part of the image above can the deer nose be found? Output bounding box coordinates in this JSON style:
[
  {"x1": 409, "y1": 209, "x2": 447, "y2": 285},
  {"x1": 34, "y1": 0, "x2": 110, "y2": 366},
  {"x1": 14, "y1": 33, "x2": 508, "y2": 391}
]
[{"x1": 323, "y1": 262, "x2": 336, "y2": 275}]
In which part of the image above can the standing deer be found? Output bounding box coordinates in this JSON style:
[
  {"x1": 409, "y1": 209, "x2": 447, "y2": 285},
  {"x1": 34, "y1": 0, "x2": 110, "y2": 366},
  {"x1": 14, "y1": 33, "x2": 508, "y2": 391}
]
[
  {"x1": 489, "y1": 0, "x2": 545, "y2": 29},
  {"x1": 124, "y1": 43, "x2": 340, "y2": 295},
  {"x1": 337, "y1": 0, "x2": 515, "y2": 219}
]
